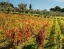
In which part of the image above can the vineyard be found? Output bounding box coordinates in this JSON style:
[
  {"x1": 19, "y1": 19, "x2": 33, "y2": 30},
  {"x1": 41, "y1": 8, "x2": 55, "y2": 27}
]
[{"x1": 0, "y1": 13, "x2": 64, "y2": 49}]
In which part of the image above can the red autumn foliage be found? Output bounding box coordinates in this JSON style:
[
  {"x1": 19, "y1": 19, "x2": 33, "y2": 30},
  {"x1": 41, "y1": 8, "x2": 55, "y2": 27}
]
[
  {"x1": 36, "y1": 30, "x2": 45, "y2": 47},
  {"x1": 19, "y1": 28, "x2": 24, "y2": 42},
  {"x1": 25, "y1": 25, "x2": 31, "y2": 40},
  {"x1": 5, "y1": 29, "x2": 12, "y2": 39},
  {"x1": 45, "y1": 24, "x2": 48, "y2": 27}
]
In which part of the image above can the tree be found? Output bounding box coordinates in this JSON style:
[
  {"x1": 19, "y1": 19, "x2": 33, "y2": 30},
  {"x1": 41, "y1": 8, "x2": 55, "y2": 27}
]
[
  {"x1": 0, "y1": 2, "x2": 14, "y2": 8},
  {"x1": 61, "y1": 8, "x2": 64, "y2": 12},
  {"x1": 7, "y1": 7, "x2": 10, "y2": 13},
  {"x1": 18, "y1": 3, "x2": 27, "y2": 13},
  {"x1": 29, "y1": 4, "x2": 32, "y2": 10},
  {"x1": 50, "y1": 6, "x2": 61, "y2": 12},
  {"x1": 0, "y1": 2, "x2": 14, "y2": 13},
  {"x1": 9, "y1": 3, "x2": 14, "y2": 8},
  {"x1": 55, "y1": 6, "x2": 61, "y2": 11},
  {"x1": 50, "y1": 8, "x2": 55, "y2": 11},
  {"x1": 18, "y1": 3, "x2": 27, "y2": 10},
  {"x1": 14, "y1": 7, "x2": 20, "y2": 12}
]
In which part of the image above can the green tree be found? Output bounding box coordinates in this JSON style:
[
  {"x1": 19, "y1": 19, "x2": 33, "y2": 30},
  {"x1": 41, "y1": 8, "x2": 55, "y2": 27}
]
[
  {"x1": 18, "y1": 3, "x2": 27, "y2": 10},
  {"x1": 29, "y1": 4, "x2": 32, "y2": 10},
  {"x1": 50, "y1": 8, "x2": 55, "y2": 11},
  {"x1": 18, "y1": 3, "x2": 27, "y2": 13},
  {"x1": 50, "y1": 6, "x2": 61, "y2": 12},
  {"x1": 7, "y1": 7, "x2": 10, "y2": 13},
  {"x1": 55, "y1": 6, "x2": 61, "y2": 11},
  {"x1": 0, "y1": 2, "x2": 14, "y2": 13},
  {"x1": 61, "y1": 8, "x2": 64, "y2": 12}
]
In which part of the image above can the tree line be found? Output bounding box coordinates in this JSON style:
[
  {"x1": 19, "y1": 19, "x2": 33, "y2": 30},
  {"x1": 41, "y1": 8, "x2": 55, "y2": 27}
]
[
  {"x1": 50, "y1": 6, "x2": 64, "y2": 12},
  {"x1": 0, "y1": 2, "x2": 64, "y2": 16},
  {"x1": 0, "y1": 2, "x2": 33, "y2": 14}
]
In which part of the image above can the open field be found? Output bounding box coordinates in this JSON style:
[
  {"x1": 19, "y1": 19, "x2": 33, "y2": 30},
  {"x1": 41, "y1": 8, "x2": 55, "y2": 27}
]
[{"x1": 0, "y1": 13, "x2": 64, "y2": 49}]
